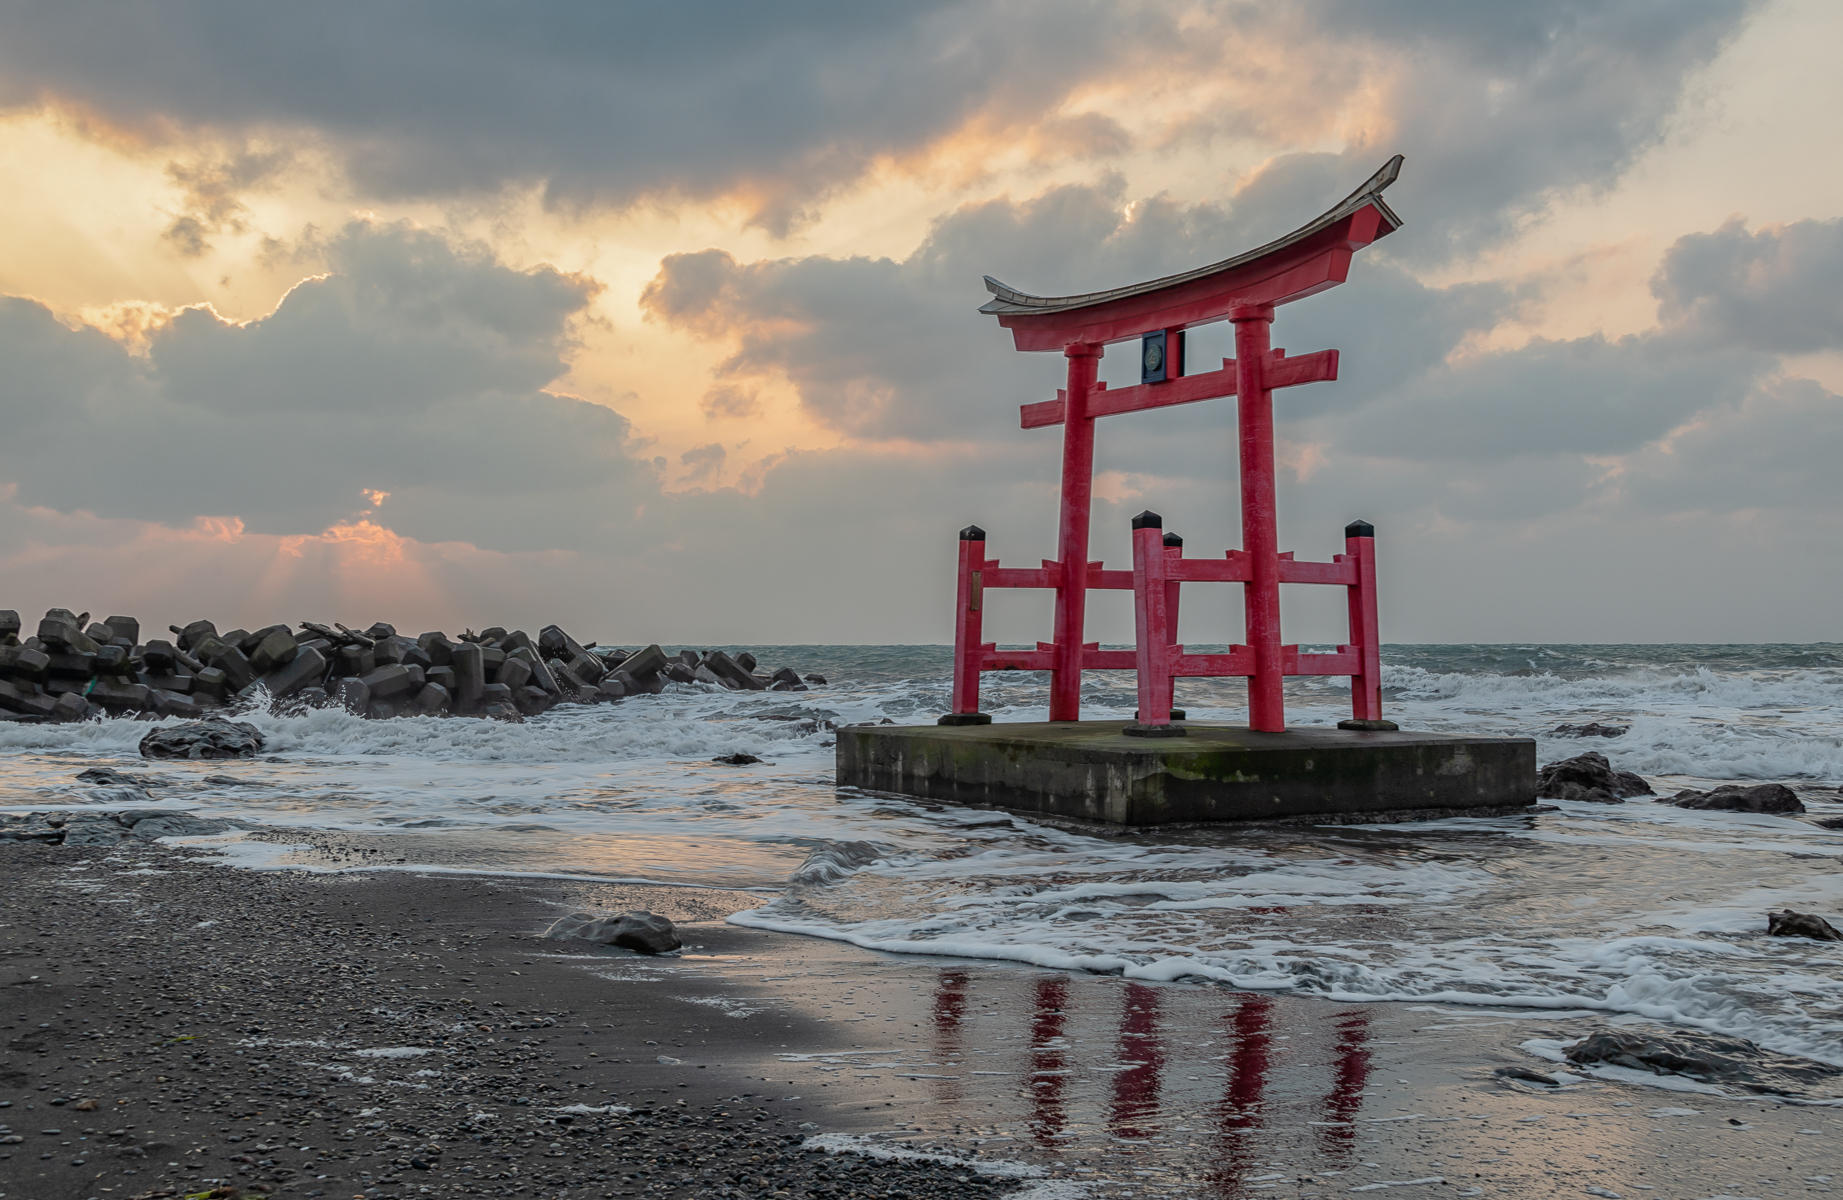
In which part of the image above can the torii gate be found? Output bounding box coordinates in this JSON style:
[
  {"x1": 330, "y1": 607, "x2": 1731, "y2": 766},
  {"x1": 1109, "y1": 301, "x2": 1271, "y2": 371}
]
[{"x1": 946, "y1": 156, "x2": 1403, "y2": 734}]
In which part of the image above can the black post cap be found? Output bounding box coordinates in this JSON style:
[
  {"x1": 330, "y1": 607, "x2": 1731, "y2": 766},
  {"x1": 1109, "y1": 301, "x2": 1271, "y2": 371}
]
[
  {"x1": 1131, "y1": 510, "x2": 1163, "y2": 530},
  {"x1": 959, "y1": 524, "x2": 987, "y2": 541},
  {"x1": 1162, "y1": 531, "x2": 1184, "y2": 548},
  {"x1": 1345, "y1": 519, "x2": 1374, "y2": 538}
]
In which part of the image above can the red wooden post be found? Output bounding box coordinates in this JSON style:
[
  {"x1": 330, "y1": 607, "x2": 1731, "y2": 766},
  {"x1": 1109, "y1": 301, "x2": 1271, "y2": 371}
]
[
  {"x1": 944, "y1": 525, "x2": 992, "y2": 724},
  {"x1": 1049, "y1": 342, "x2": 1102, "y2": 722},
  {"x1": 1340, "y1": 520, "x2": 1392, "y2": 728},
  {"x1": 1127, "y1": 511, "x2": 1182, "y2": 735},
  {"x1": 1233, "y1": 306, "x2": 1285, "y2": 732},
  {"x1": 1163, "y1": 530, "x2": 1183, "y2": 717}
]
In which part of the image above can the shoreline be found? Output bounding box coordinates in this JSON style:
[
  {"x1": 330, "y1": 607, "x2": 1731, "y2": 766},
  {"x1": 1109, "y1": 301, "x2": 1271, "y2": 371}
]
[{"x1": 3, "y1": 842, "x2": 1840, "y2": 1198}]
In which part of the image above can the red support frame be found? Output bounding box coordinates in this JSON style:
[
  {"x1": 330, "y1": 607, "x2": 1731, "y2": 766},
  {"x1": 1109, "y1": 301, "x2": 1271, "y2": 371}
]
[{"x1": 1126, "y1": 511, "x2": 1384, "y2": 735}]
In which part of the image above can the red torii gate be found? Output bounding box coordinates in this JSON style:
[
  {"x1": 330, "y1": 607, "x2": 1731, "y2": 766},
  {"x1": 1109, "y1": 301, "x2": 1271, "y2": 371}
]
[{"x1": 946, "y1": 156, "x2": 1403, "y2": 734}]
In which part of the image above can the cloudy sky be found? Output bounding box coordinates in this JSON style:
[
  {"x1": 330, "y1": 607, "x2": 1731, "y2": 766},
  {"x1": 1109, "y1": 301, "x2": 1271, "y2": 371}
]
[{"x1": 1, "y1": 0, "x2": 1839, "y2": 644}]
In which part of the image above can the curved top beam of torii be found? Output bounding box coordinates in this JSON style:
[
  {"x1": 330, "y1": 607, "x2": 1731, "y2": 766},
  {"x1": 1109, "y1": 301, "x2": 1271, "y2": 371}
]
[{"x1": 979, "y1": 155, "x2": 1404, "y2": 351}]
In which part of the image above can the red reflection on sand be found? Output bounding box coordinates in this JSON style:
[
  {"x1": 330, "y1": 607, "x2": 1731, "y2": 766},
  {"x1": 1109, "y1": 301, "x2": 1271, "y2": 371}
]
[
  {"x1": 1107, "y1": 982, "x2": 1165, "y2": 1141},
  {"x1": 1206, "y1": 994, "x2": 1275, "y2": 1195},
  {"x1": 1027, "y1": 977, "x2": 1070, "y2": 1147},
  {"x1": 931, "y1": 969, "x2": 969, "y2": 1103},
  {"x1": 1315, "y1": 1009, "x2": 1372, "y2": 1156}
]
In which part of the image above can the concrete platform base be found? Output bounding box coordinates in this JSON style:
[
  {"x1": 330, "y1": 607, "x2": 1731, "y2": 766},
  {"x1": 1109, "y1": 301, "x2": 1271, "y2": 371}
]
[{"x1": 836, "y1": 721, "x2": 1536, "y2": 826}]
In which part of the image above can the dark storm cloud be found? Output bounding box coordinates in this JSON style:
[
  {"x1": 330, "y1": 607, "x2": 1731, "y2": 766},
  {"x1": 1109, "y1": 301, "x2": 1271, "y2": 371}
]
[
  {"x1": 1232, "y1": 0, "x2": 1763, "y2": 256},
  {"x1": 1651, "y1": 217, "x2": 1843, "y2": 353},
  {"x1": 0, "y1": 221, "x2": 656, "y2": 547},
  {"x1": 1619, "y1": 377, "x2": 1843, "y2": 513},
  {"x1": 1335, "y1": 333, "x2": 1764, "y2": 463},
  {"x1": 642, "y1": 175, "x2": 1510, "y2": 443},
  {"x1": 1327, "y1": 217, "x2": 1843, "y2": 470},
  {"x1": 0, "y1": 0, "x2": 1159, "y2": 233},
  {"x1": 0, "y1": 2, "x2": 1760, "y2": 242}
]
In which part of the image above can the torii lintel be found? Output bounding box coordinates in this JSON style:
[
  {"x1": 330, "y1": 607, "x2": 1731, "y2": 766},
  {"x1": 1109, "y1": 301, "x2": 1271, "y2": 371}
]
[{"x1": 980, "y1": 155, "x2": 1403, "y2": 352}]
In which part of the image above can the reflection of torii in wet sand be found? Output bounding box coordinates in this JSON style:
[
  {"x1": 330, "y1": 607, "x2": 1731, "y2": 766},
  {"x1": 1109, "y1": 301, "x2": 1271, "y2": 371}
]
[{"x1": 928, "y1": 969, "x2": 1375, "y2": 1190}]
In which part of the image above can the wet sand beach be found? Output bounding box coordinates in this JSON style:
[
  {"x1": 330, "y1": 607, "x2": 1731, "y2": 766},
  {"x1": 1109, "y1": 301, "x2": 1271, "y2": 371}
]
[{"x1": 2, "y1": 841, "x2": 1838, "y2": 1200}]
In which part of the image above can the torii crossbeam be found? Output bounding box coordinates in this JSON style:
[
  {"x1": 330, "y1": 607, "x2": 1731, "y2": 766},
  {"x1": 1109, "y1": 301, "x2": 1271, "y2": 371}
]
[{"x1": 949, "y1": 156, "x2": 1404, "y2": 732}]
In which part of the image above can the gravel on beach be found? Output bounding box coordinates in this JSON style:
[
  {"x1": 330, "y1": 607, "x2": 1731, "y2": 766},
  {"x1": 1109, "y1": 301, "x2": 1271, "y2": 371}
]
[{"x1": 0, "y1": 840, "x2": 1031, "y2": 1200}]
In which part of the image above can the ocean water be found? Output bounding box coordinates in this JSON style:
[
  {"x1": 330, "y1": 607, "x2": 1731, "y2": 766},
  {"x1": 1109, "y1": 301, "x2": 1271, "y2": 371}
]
[{"x1": 2, "y1": 644, "x2": 1841, "y2": 1081}]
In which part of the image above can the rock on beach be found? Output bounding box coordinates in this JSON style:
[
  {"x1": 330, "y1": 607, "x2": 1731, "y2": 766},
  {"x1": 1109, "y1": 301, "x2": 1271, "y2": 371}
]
[
  {"x1": 1534, "y1": 751, "x2": 1653, "y2": 803},
  {"x1": 1662, "y1": 783, "x2": 1805, "y2": 814},
  {"x1": 544, "y1": 910, "x2": 682, "y2": 955},
  {"x1": 138, "y1": 717, "x2": 265, "y2": 760},
  {"x1": 0, "y1": 808, "x2": 240, "y2": 845},
  {"x1": 1562, "y1": 1026, "x2": 1843, "y2": 1096},
  {"x1": 0, "y1": 604, "x2": 820, "y2": 724},
  {"x1": 1767, "y1": 909, "x2": 1842, "y2": 940}
]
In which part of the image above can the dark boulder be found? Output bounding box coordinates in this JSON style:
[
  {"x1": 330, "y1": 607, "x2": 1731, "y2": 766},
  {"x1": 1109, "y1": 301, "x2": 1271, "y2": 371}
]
[
  {"x1": 662, "y1": 662, "x2": 696, "y2": 684},
  {"x1": 495, "y1": 654, "x2": 534, "y2": 692},
  {"x1": 331, "y1": 677, "x2": 370, "y2": 714},
  {"x1": 50, "y1": 691, "x2": 91, "y2": 723},
  {"x1": 0, "y1": 644, "x2": 51, "y2": 678},
  {"x1": 76, "y1": 767, "x2": 150, "y2": 790},
  {"x1": 192, "y1": 666, "x2": 230, "y2": 700},
  {"x1": 0, "y1": 679, "x2": 56, "y2": 718},
  {"x1": 194, "y1": 637, "x2": 256, "y2": 690},
  {"x1": 416, "y1": 632, "x2": 454, "y2": 666},
  {"x1": 712, "y1": 752, "x2": 762, "y2": 765},
  {"x1": 619, "y1": 644, "x2": 669, "y2": 681},
  {"x1": 1562, "y1": 1026, "x2": 1843, "y2": 1096},
  {"x1": 1535, "y1": 752, "x2": 1652, "y2": 803},
  {"x1": 618, "y1": 669, "x2": 668, "y2": 696},
  {"x1": 86, "y1": 678, "x2": 152, "y2": 713},
  {"x1": 1553, "y1": 722, "x2": 1627, "y2": 738},
  {"x1": 0, "y1": 609, "x2": 18, "y2": 642},
  {"x1": 803, "y1": 673, "x2": 828, "y2": 685},
  {"x1": 37, "y1": 613, "x2": 95, "y2": 651},
  {"x1": 261, "y1": 646, "x2": 329, "y2": 701},
  {"x1": 247, "y1": 628, "x2": 300, "y2": 673},
  {"x1": 412, "y1": 682, "x2": 451, "y2": 715},
  {"x1": 360, "y1": 663, "x2": 419, "y2": 701},
  {"x1": 150, "y1": 690, "x2": 203, "y2": 718},
  {"x1": 1663, "y1": 783, "x2": 1804, "y2": 815},
  {"x1": 172, "y1": 619, "x2": 217, "y2": 651},
  {"x1": 43, "y1": 649, "x2": 97, "y2": 678},
  {"x1": 1767, "y1": 910, "x2": 1841, "y2": 941},
  {"x1": 702, "y1": 649, "x2": 766, "y2": 691},
  {"x1": 139, "y1": 718, "x2": 264, "y2": 760},
  {"x1": 288, "y1": 686, "x2": 330, "y2": 711},
  {"x1": 543, "y1": 910, "x2": 681, "y2": 955}
]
